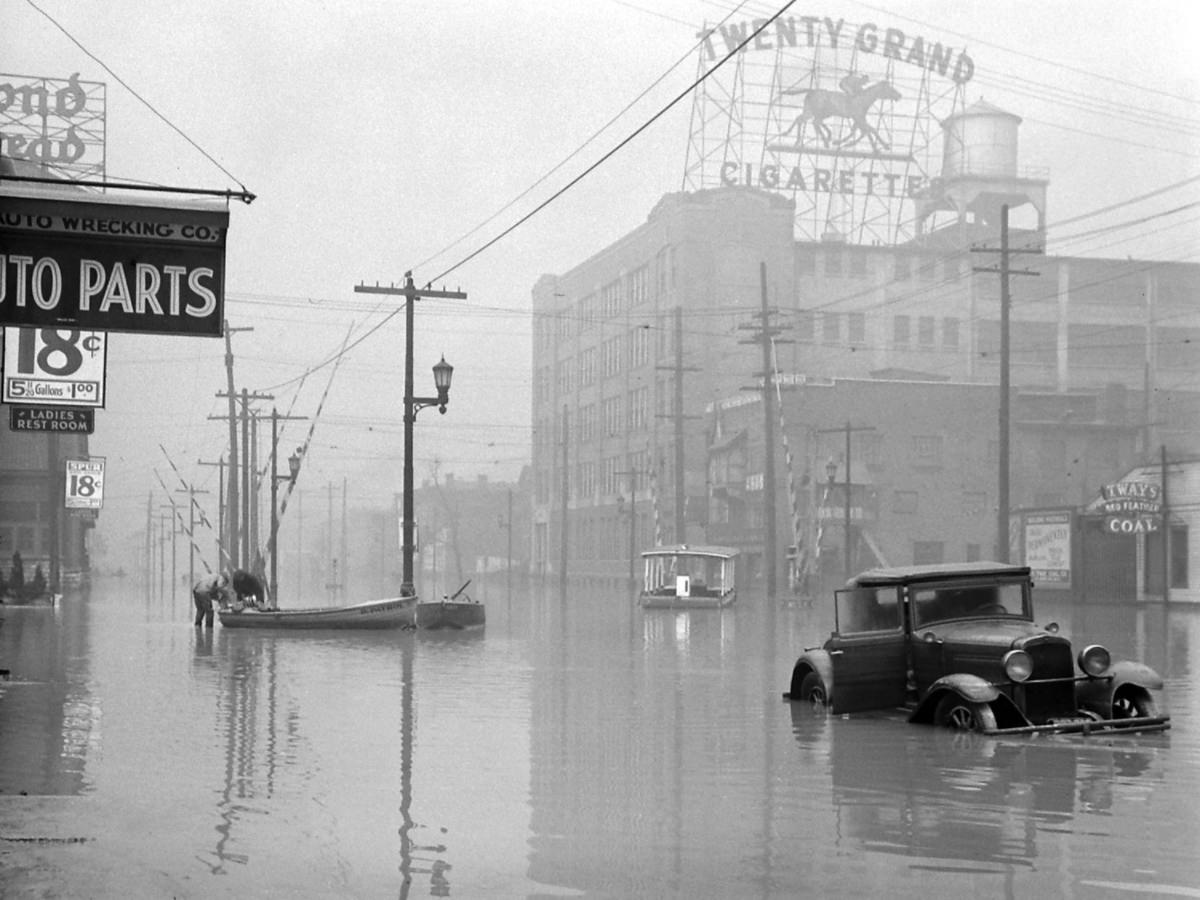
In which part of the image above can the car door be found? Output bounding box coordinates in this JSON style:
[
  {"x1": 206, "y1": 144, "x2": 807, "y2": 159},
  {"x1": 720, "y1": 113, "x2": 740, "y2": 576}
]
[{"x1": 828, "y1": 586, "x2": 909, "y2": 714}]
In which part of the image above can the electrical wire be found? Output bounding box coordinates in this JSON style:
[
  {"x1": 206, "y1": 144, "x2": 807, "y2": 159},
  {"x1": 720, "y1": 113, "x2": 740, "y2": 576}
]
[{"x1": 21, "y1": 0, "x2": 252, "y2": 195}]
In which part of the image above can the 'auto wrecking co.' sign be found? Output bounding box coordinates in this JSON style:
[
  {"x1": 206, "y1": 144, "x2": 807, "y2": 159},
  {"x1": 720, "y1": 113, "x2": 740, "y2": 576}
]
[{"x1": 0, "y1": 189, "x2": 227, "y2": 337}]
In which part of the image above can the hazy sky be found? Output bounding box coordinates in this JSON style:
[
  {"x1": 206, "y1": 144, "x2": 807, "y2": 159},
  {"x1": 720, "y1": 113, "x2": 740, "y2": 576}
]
[{"x1": 6, "y1": 0, "x2": 1198, "y2": 553}]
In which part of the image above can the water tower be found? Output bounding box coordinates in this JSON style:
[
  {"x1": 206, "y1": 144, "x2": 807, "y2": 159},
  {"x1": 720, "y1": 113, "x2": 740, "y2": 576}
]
[{"x1": 913, "y1": 99, "x2": 1047, "y2": 247}]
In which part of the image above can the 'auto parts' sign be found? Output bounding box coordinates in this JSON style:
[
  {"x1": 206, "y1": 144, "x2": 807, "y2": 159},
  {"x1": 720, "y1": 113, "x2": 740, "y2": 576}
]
[{"x1": 0, "y1": 190, "x2": 227, "y2": 336}]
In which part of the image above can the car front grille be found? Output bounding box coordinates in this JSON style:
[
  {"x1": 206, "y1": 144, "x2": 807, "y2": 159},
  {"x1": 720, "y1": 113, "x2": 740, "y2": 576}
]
[{"x1": 1018, "y1": 637, "x2": 1076, "y2": 724}]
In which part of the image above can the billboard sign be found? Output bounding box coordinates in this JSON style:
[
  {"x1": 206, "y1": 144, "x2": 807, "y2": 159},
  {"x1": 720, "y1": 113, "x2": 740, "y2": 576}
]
[
  {"x1": 2, "y1": 326, "x2": 107, "y2": 407},
  {"x1": 1023, "y1": 510, "x2": 1072, "y2": 588},
  {"x1": 0, "y1": 72, "x2": 107, "y2": 180},
  {"x1": 64, "y1": 457, "x2": 105, "y2": 510},
  {"x1": 0, "y1": 190, "x2": 228, "y2": 336},
  {"x1": 9, "y1": 404, "x2": 94, "y2": 433}
]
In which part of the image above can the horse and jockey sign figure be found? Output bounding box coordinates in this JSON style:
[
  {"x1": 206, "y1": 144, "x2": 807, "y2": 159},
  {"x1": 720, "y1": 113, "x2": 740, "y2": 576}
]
[{"x1": 780, "y1": 73, "x2": 901, "y2": 153}]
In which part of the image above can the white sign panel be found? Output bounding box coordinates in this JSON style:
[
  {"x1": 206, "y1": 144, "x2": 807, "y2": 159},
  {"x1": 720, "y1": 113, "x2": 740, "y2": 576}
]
[
  {"x1": 1023, "y1": 511, "x2": 1072, "y2": 588},
  {"x1": 2, "y1": 326, "x2": 107, "y2": 408},
  {"x1": 65, "y1": 457, "x2": 105, "y2": 510}
]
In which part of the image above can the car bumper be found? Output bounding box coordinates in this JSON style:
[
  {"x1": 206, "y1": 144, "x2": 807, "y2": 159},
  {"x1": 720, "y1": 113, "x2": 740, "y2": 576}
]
[{"x1": 982, "y1": 714, "x2": 1170, "y2": 736}]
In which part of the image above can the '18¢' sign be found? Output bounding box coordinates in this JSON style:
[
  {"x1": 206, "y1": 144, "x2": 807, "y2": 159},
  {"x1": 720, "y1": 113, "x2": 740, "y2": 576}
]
[{"x1": 1, "y1": 326, "x2": 107, "y2": 408}]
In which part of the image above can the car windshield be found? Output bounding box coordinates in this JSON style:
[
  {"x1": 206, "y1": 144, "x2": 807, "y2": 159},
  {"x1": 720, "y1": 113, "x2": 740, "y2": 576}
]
[{"x1": 911, "y1": 580, "x2": 1030, "y2": 625}]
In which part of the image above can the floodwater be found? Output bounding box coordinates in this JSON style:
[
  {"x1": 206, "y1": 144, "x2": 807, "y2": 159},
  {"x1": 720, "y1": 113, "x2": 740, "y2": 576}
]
[{"x1": 1, "y1": 577, "x2": 1198, "y2": 899}]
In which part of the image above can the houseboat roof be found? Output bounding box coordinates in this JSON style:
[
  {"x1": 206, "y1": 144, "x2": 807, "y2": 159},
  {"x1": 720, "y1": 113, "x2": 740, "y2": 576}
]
[{"x1": 641, "y1": 544, "x2": 739, "y2": 559}]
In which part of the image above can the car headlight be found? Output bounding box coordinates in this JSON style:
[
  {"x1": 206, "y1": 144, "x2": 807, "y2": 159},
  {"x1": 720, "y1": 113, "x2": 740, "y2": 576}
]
[
  {"x1": 1077, "y1": 644, "x2": 1111, "y2": 677},
  {"x1": 1003, "y1": 649, "x2": 1033, "y2": 683}
]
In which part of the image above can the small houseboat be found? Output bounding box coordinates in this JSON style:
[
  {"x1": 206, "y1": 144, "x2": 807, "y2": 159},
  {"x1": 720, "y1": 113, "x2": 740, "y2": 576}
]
[{"x1": 640, "y1": 545, "x2": 739, "y2": 609}]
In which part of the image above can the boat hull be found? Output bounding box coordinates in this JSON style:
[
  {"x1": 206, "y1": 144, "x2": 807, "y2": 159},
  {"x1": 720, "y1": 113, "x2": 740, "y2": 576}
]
[
  {"x1": 640, "y1": 591, "x2": 736, "y2": 610},
  {"x1": 218, "y1": 596, "x2": 416, "y2": 630},
  {"x1": 415, "y1": 599, "x2": 485, "y2": 631}
]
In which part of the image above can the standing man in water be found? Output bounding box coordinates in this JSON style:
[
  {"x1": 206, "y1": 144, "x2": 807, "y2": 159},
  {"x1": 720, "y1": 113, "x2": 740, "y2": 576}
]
[{"x1": 192, "y1": 571, "x2": 232, "y2": 627}]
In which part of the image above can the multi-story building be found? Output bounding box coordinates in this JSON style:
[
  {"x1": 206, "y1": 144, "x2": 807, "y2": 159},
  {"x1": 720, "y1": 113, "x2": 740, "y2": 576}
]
[{"x1": 530, "y1": 100, "x2": 1200, "y2": 593}]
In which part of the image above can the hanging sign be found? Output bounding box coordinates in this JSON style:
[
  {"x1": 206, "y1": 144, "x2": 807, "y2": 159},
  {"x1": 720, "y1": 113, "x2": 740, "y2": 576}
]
[
  {"x1": 9, "y1": 405, "x2": 94, "y2": 433},
  {"x1": 2, "y1": 326, "x2": 107, "y2": 407},
  {"x1": 64, "y1": 457, "x2": 105, "y2": 510},
  {"x1": 0, "y1": 189, "x2": 228, "y2": 336}
]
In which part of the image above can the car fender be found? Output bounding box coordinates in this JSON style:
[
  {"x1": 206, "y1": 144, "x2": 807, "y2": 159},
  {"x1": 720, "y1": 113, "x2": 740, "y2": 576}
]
[
  {"x1": 1076, "y1": 660, "x2": 1165, "y2": 711},
  {"x1": 909, "y1": 673, "x2": 1001, "y2": 723},
  {"x1": 786, "y1": 650, "x2": 834, "y2": 702}
]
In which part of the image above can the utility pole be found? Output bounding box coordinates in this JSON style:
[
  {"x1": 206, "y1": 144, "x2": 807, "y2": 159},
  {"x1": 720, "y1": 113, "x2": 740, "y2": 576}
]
[
  {"x1": 655, "y1": 306, "x2": 700, "y2": 545},
  {"x1": 973, "y1": 205, "x2": 1041, "y2": 562},
  {"x1": 175, "y1": 483, "x2": 210, "y2": 593},
  {"x1": 818, "y1": 422, "x2": 876, "y2": 581},
  {"x1": 617, "y1": 469, "x2": 642, "y2": 589},
  {"x1": 354, "y1": 273, "x2": 466, "y2": 597},
  {"x1": 211, "y1": 387, "x2": 272, "y2": 572},
  {"x1": 220, "y1": 322, "x2": 253, "y2": 571},
  {"x1": 268, "y1": 407, "x2": 305, "y2": 607},
  {"x1": 737, "y1": 262, "x2": 790, "y2": 600},
  {"x1": 559, "y1": 403, "x2": 569, "y2": 595},
  {"x1": 197, "y1": 456, "x2": 226, "y2": 569}
]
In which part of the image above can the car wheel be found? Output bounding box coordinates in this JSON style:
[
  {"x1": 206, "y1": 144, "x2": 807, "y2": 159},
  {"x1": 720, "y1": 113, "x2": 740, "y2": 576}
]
[
  {"x1": 1112, "y1": 689, "x2": 1158, "y2": 719},
  {"x1": 799, "y1": 671, "x2": 828, "y2": 707},
  {"x1": 933, "y1": 694, "x2": 996, "y2": 732}
]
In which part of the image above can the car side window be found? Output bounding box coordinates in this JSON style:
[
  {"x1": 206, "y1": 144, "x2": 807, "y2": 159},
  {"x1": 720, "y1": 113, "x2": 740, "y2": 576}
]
[{"x1": 836, "y1": 586, "x2": 901, "y2": 633}]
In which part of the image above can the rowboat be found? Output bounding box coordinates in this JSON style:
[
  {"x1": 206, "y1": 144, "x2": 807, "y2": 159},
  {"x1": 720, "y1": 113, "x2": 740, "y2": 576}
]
[
  {"x1": 416, "y1": 580, "x2": 485, "y2": 631},
  {"x1": 640, "y1": 545, "x2": 739, "y2": 609},
  {"x1": 218, "y1": 595, "x2": 416, "y2": 630}
]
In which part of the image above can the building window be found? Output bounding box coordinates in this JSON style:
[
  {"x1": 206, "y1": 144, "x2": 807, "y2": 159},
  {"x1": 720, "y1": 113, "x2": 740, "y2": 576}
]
[
  {"x1": 895, "y1": 256, "x2": 912, "y2": 281},
  {"x1": 578, "y1": 347, "x2": 597, "y2": 386},
  {"x1": 602, "y1": 336, "x2": 622, "y2": 378},
  {"x1": 578, "y1": 403, "x2": 596, "y2": 442},
  {"x1": 918, "y1": 257, "x2": 937, "y2": 281},
  {"x1": 578, "y1": 294, "x2": 596, "y2": 334},
  {"x1": 628, "y1": 266, "x2": 649, "y2": 307},
  {"x1": 601, "y1": 280, "x2": 622, "y2": 318},
  {"x1": 965, "y1": 542, "x2": 981, "y2": 562},
  {"x1": 893, "y1": 490, "x2": 918, "y2": 514},
  {"x1": 943, "y1": 317, "x2": 960, "y2": 350},
  {"x1": 962, "y1": 491, "x2": 987, "y2": 517},
  {"x1": 893, "y1": 315, "x2": 911, "y2": 348},
  {"x1": 602, "y1": 396, "x2": 622, "y2": 435},
  {"x1": 918, "y1": 316, "x2": 935, "y2": 347},
  {"x1": 913, "y1": 434, "x2": 943, "y2": 465},
  {"x1": 628, "y1": 386, "x2": 648, "y2": 431},
  {"x1": 796, "y1": 249, "x2": 816, "y2": 275},
  {"x1": 821, "y1": 312, "x2": 841, "y2": 344},
  {"x1": 602, "y1": 456, "x2": 620, "y2": 495},
  {"x1": 629, "y1": 326, "x2": 650, "y2": 368},
  {"x1": 849, "y1": 252, "x2": 868, "y2": 278},
  {"x1": 796, "y1": 310, "x2": 815, "y2": 342},
  {"x1": 824, "y1": 249, "x2": 842, "y2": 278},
  {"x1": 848, "y1": 312, "x2": 866, "y2": 345}
]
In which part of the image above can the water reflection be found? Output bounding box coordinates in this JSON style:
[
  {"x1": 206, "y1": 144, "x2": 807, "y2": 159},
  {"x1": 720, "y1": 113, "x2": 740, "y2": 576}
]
[
  {"x1": 0, "y1": 591, "x2": 94, "y2": 796},
  {"x1": 788, "y1": 702, "x2": 1168, "y2": 873}
]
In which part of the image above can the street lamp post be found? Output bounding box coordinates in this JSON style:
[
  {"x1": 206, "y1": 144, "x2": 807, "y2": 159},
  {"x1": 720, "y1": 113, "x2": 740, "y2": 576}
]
[
  {"x1": 401, "y1": 355, "x2": 453, "y2": 597},
  {"x1": 269, "y1": 406, "x2": 302, "y2": 606},
  {"x1": 354, "y1": 271, "x2": 465, "y2": 600}
]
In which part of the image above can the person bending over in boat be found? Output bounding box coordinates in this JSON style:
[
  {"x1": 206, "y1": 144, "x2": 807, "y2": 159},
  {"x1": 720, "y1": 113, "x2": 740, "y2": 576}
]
[
  {"x1": 231, "y1": 568, "x2": 271, "y2": 611},
  {"x1": 192, "y1": 571, "x2": 232, "y2": 627}
]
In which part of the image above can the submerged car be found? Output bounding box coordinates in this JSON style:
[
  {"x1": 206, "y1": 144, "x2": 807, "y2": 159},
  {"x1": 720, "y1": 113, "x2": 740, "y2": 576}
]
[{"x1": 785, "y1": 561, "x2": 1169, "y2": 735}]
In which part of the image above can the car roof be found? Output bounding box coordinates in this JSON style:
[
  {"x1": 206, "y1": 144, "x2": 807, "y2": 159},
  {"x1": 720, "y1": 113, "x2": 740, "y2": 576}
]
[{"x1": 847, "y1": 560, "x2": 1031, "y2": 587}]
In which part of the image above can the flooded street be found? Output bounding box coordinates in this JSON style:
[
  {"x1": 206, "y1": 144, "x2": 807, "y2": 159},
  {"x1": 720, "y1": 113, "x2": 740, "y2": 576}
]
[{"x1": 2, "y1": 579, "x2": 1198, "y2": 898}]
